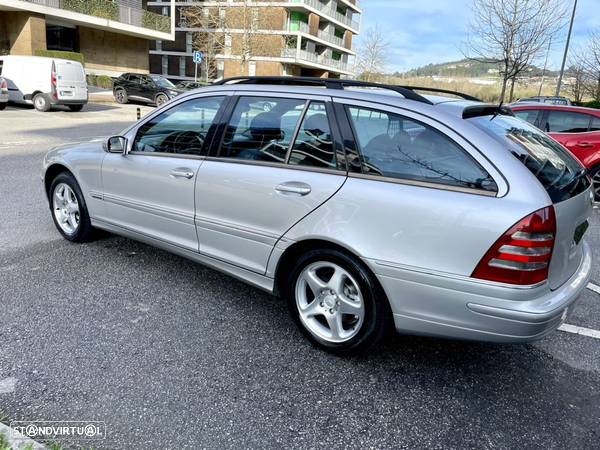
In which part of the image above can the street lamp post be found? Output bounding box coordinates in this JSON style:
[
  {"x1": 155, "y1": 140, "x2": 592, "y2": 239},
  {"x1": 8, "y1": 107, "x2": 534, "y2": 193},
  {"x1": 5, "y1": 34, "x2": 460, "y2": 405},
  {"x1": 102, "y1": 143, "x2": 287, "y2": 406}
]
[{"x1": 555, "y1": 0, "x2": 578, "y2": 97}]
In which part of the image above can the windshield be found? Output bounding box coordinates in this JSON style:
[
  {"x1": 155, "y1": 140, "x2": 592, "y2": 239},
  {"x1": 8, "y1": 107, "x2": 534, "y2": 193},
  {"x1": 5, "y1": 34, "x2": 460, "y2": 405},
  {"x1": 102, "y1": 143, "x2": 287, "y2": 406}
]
[
  {"x1": 151, "y1": 76, "x2": 176, "y2": 89},
  {"x1": 470, "y1": 115, "x2": 589, "y2": 203}
]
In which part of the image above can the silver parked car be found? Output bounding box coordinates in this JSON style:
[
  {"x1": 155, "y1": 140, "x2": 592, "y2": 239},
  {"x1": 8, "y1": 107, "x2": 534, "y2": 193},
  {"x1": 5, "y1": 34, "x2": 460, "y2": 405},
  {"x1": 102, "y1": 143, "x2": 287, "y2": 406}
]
[
  {"x1": 42, "y1": 77, "x2": 594, "y2": 354},
  {"x1": 0, "y1": 76, "x2": 8, "y2": 110}
]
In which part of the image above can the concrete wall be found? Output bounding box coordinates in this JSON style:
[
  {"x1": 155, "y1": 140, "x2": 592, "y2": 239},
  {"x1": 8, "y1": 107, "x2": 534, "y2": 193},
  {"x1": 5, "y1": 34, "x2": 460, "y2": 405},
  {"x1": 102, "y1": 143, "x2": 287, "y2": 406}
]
[
  {"x1": 79, "y1": 26, "x2": 149, "y2": 75},
  {"x1": 0, "y1": 11, "x2": 46, "y2": 56}
]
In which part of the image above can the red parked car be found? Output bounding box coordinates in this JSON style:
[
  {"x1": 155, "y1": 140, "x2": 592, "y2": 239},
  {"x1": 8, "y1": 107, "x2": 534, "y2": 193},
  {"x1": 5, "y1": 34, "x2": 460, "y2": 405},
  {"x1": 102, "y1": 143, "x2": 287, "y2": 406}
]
[{"x1": 511, "y1": 104, "x2": 600, "y2": 200}]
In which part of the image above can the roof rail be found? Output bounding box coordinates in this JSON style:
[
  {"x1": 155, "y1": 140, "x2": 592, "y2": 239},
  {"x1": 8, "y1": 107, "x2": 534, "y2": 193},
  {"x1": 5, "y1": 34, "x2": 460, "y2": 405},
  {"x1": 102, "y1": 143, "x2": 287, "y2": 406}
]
[
  {"x1": 213, "y1": 76, "x2": 435, "y2": 105},
  {"x1": 396, "y1": 86, "x2": 482, "y2": 102}
]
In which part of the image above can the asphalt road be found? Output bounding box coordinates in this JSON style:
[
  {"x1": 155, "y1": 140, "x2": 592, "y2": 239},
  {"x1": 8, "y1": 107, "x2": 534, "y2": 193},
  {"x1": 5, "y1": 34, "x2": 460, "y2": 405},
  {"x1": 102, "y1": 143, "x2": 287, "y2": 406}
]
[{"x1": 1, "y1": 103, "x2": 599, "y2": 449}]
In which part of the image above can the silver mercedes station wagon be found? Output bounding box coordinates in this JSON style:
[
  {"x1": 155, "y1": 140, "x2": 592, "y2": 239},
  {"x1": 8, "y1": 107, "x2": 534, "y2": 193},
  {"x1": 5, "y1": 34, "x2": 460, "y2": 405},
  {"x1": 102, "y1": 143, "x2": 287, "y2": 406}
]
[{"x1": 43, "y1": 77, "x2": 594, "y2": 354}]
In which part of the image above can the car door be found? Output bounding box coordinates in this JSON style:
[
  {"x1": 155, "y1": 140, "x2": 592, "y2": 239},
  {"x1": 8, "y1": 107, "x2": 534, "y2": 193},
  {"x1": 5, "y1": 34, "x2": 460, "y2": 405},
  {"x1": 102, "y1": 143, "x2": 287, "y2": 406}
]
[
  {"x1": 542, "y1": 110, "x2": 596, "y2": 163},
  {"x1": 194, "y1": 93, "x2": 347, "y2": 274},
  {"x1": 100, "y1": 94, "x2": 229, "y2": 250},
  {"x1": 139, "y1": 75, "x2": 157, "y2": 102}
]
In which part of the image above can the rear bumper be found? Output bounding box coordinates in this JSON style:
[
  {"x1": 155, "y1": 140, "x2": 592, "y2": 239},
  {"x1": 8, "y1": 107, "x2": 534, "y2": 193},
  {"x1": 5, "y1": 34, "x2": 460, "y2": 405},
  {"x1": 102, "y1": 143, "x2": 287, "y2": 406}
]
[
  {"x1": 51, "y1": 97, "x2": 88, "y2": 106},
  {"x1": 368, "y1": 241, "x2": 592, "y2": 343},
  {"x1": 0, "y1": 93, "x2": 7, "y2": 103}
]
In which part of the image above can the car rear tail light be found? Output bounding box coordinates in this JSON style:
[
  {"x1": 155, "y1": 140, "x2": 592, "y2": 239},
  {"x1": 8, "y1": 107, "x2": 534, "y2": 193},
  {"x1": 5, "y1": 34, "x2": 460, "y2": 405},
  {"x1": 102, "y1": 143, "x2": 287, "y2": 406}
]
[
  {"x1": 472, "y1": 206, "x2": 556, "y2": 285},
  {"x1": 51, "y1": 62, "x2": 57, "y2": 100},
  {"x1": 0, "y1": 79, "x2": 6, "y2": 90}
]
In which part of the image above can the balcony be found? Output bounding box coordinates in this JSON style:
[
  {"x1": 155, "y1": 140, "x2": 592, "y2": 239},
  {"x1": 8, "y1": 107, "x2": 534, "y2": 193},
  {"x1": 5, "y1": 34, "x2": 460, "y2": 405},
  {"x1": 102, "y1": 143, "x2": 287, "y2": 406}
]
[
  {"x1": 282, "y1": 47, "x2": 350, "y2": 74},
  {"x1": 292, "y1": 0, "x2": 360, "y2": 32},
  {"x1": 291, "y1": 21, "x2": 350, "y2": 51},
  {"x1": 22, "y1": 0, "x2": 171, "y2": 33}
]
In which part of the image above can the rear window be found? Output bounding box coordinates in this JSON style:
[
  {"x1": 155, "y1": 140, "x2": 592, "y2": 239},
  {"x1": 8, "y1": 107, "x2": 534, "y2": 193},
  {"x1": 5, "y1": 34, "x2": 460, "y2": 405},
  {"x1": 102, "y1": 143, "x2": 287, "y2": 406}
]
[
  {"x1": 56, "y1": 62, "x2": 83, "y2": 82},
  {"x1": 471, "y1": 115, "x2": 589, "y2": 203}
]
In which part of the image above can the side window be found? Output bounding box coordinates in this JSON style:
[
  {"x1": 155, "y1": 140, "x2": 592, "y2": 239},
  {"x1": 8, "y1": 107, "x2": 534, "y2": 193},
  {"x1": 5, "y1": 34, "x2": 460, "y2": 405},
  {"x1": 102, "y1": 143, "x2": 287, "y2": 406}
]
[
  {"x1": 546, "y1": 111, "x2": 591, "y2": 133},
  {"x1": 133, "y1": 96, "x2": 225, "y2": 155},
  {"x1": 218, "y1": 96, "x2": 305, "y2": 163},
  {"x1": 590, "y1": 117, "x2": 600, "y2": 132},
  {"x1": 288, "y1": 101, "x2": 336, "y2": 169},
  {"x1": 514, "y1": 110, "x2": 541, "y2": 127},
  {"x1": 346, "y1": 106, "x2": 497, "y2": 192},
  {"x1": 128, "y1": 74, "x2": 140, "y2": 84}
]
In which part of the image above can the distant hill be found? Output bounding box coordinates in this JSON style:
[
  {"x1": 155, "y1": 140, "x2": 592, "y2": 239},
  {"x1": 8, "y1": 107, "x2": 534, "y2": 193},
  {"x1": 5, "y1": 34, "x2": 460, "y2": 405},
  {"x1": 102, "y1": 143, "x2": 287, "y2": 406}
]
[{"x1": 395, "y1": 58, "x2": 558, "y2": 79}]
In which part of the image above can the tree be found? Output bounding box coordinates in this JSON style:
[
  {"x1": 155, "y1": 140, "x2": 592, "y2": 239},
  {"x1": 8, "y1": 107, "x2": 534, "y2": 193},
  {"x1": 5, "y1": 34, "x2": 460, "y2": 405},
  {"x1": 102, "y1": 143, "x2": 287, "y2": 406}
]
[
  {"x1": 355, "y1": 26, "x2": 389, "y2": 82},
  {"x1": 464, "y1": 0, "x2": 567, "y2": 102},
  {"x1": 581, "y1": 32, "x2": 600, "y2": 101},
  {"x1": 183, "y1": 1, "x2": 290, "y2": 81}
]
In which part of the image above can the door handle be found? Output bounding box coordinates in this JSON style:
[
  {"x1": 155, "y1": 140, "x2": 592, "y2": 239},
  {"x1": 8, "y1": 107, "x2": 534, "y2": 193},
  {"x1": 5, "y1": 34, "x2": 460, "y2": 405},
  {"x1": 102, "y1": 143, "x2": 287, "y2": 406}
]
[
  {"x1": 576, "y1": 142, "x2": 594, "y2": 148},
  {"x1": 275, "y1": 181, "x2": 312, "y2": 196},
  {"x1": 170, "y1": 168, "x2": 195, "y2": 179}
]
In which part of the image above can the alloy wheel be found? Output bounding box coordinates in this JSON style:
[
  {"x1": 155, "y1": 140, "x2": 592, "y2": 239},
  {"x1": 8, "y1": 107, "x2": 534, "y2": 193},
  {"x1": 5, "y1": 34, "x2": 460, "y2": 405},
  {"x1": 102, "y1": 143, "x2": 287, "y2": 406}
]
[
  {"x1": 295, "y1": 261, "x2": 365, "y2": 343},
  {"x1": 52, "y1": 183, "x2": 80, "y2": 235}
]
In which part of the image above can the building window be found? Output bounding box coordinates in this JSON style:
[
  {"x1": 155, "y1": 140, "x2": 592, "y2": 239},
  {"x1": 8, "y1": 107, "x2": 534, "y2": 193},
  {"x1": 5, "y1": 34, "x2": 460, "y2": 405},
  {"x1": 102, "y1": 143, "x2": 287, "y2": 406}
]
[
  {"x1": 179, "y1": 57, "x2": 186, "y2": 77},
  {"x1": 186, "y1": 33, "x2": 193, "y2": 53},
  {"x1": 156, "y1": 40, "x2": 162, "y2": 51},
  {"x1": 217, "y1": 60, "x2": 224, "y2": 79},
  {"x1": 249, "y1": 61, "x2": 256, "y2": 76},
  {"x1": 161, "y1": 55, "x2": 168, "y2": 75},
  {"x1": 162, "y1": 6, "x2": 170, "y2": 16},
  {"x1": 219, "y1": 8, "x2": 226, "y2": 20}
]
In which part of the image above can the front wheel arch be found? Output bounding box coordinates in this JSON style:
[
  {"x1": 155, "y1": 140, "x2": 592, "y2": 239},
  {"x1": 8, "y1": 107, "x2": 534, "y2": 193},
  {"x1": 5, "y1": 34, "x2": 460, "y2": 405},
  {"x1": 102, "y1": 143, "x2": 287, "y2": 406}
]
[{"x1": 44, "y1": 164, "x2": 73, "y2": 199}]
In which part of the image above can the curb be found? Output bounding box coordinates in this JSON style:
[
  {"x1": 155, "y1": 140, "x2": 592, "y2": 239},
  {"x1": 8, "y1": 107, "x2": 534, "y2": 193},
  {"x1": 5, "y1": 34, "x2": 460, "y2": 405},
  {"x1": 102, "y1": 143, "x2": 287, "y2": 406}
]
[{"x1": 0, "y1": 423, "x2": 47, "y2": 450}]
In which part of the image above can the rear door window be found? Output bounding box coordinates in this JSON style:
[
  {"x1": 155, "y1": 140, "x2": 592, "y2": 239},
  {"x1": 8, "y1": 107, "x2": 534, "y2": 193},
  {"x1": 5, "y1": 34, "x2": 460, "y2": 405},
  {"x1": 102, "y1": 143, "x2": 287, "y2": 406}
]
[
  {"x1": 590, "y1": 117, "x2": 600, "y2": 132},
  {"x1": 288, "y1": 101, "x2": 336, "y2": 169},
  {"x1": 546, "y1": 111, "x2": 591, "y2": 133},
  {"x1": 345, "y1": 106, "x2": 497, "y2": 193},
  {"x1": 218, "y1": 96, "x2": 305, "y2": 163},
  {"x1": 471, "y1": 115, "x2": 589, "y2": 203}
]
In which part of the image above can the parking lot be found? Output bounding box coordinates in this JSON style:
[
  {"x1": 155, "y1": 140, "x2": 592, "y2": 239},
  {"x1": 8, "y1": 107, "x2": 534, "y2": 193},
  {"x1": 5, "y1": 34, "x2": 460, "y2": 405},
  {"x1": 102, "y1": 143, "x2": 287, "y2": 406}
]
[{"x1": 1, "y1": 102, "x2": 600, "y2": 449}]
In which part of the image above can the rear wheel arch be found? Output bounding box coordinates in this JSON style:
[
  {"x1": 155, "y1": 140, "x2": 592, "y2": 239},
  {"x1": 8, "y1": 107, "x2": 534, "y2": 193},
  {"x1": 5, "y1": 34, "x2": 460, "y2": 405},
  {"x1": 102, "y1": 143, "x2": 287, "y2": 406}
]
[{"x1": 274, "y1": 239, "x2": 385, "y2": 299}]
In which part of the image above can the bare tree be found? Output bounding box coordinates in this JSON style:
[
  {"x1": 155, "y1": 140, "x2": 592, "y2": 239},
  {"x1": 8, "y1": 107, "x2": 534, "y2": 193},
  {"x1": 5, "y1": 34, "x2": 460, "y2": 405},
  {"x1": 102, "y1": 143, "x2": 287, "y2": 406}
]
[
  {"x1": 464, "y1": 0, "x2": 567, "y2": 102},
  {"x1": 581, "y1": 32, "x2": 600, "y2": 101},
  {"x1": 355, "y1": 26, "x2": 389, "y2": 82},
  {"x1": 183, "y1": 6, "x2": 227, "y2": 81},
  {"x1": 184, "y1": 1, "x2": 290, "y2": 81}
]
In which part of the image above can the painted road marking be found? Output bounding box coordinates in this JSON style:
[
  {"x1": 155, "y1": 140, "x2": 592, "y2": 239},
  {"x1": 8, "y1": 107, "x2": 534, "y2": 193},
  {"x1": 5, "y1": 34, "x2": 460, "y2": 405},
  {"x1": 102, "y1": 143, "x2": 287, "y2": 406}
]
[
  {"x1": 587, "y1": 283, "x2": 600, "y2": 295},
  {"x1": 558, "y1": 324, "x2": 600, "y2": 339}
]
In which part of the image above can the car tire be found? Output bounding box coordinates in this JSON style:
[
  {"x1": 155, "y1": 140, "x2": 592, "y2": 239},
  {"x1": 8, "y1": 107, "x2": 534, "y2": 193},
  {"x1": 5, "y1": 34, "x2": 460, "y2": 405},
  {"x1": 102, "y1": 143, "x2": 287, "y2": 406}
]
[
  {"x1": 33, "y1": 93, "x2": 51, "y2": 112},
  {"x1": 0, "y1": 102, "x2": 6, "y2": 110},
  {"x1": 155, "y1": 93, "x2": 168, "y2": 107},
  {"x1": 284, "y1": 248, "x2": 392, "y2": 355},
  {"x1": 114, "y1": 88, "x2": 128, "y2": 104},
  {"x1": 67, "y1": 104, "x2": 84, "y2": 112},
  {"x1": 590, "y1": 165, "x2": 600, "y2": 202},
  {"x1": 49, "y1": 172, "x2": 96, "y2": 243}
]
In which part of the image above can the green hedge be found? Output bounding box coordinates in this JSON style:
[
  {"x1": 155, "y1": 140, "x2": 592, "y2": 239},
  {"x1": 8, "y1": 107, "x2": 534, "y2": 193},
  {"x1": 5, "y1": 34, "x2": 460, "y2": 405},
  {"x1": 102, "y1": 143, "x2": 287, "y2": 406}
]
[
  {"x1": 142, "y1": 10, "x2": 171, "y2": 33},
  {"x1": 63, "y1": 0, "x2": 119, "y2": 21},
  {"x1": 583, "y1": 100, "x2": 600, "y2": 109},
  {"x1": 34, "y1": 50, "x2": 85, "y2": 65},
  {"x1": 87, "y1": 74, "x2": 114, "y2": 89}
]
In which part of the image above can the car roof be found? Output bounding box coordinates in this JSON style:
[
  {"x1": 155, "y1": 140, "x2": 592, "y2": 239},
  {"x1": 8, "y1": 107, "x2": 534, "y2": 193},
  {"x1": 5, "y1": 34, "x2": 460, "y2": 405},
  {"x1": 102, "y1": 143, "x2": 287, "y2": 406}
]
[
  {"x1": 178, "y1": 83, "x2": 493, "y2": 120},
  {"x1": 511, "y1": 103, "x2": 600, "y2": 115}
]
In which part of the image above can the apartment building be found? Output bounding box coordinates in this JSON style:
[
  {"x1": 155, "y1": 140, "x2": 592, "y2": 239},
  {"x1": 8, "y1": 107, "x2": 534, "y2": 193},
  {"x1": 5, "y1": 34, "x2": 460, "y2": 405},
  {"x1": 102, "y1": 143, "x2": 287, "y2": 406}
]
[
  {"x1": 147, "y1": 0, "x2": 361, "y2": 81},
  {"x1": 0, "y1": 0, "x2": 175, "y2": 75}
]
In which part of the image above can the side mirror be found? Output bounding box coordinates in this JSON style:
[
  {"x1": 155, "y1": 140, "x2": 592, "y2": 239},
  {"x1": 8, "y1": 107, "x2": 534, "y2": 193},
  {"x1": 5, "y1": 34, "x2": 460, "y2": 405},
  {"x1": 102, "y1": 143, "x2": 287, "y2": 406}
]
[{"x1": 105, "y1": 136, "x2": 127, "y2": 154}]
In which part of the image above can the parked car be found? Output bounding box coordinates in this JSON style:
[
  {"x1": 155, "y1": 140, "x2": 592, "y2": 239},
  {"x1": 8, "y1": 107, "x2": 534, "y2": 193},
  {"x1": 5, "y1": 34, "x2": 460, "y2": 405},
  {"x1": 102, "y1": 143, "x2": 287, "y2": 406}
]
[
  {"x1": 515, "y1": 96, "x2": 572, "y2": 106},
  {"x1": 176, "y1": 81, "x2": 208, "y2": 91},
  {"x1": 43, "y1": 77, "x2": 593, "y2": 354},
  {"x1": 0, "y1": 55, "x2": 87, "y2": 112},
  {"x1": 0, "y1": 76, "x2": 7, "y2": 110},
  {"x1": 511, "y1": 103, "x2": 600, "y2": 200},
  {"x1": 113, "y1": 73, "x2": 183, "y2": 106}
]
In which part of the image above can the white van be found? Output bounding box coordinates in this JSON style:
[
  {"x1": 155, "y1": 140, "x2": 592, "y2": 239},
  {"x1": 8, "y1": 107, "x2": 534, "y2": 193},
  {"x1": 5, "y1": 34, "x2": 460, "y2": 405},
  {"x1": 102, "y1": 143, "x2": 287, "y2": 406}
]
[{"x1": 0, "y1": 55, "x2": 88, "y2": 112}]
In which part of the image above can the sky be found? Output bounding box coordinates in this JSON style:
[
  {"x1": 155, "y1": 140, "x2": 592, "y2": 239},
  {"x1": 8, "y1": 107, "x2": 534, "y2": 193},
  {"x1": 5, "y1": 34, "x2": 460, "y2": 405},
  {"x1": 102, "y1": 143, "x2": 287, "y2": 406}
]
[{"x1": 356, "y1": 0, "x2": 600, "y2": 73}]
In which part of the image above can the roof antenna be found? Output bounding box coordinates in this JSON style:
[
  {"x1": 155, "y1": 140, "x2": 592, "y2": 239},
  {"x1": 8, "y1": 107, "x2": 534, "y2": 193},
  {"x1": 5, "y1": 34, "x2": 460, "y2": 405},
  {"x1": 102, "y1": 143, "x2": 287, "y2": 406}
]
[{"x1": 491, "y1": 97, "x2": 504, "y2": 121}]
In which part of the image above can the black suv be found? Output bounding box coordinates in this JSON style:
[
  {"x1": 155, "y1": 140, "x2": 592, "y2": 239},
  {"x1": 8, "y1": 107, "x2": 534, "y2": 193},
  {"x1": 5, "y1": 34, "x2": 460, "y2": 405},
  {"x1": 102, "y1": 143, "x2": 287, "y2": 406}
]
[{"x1": 113, "y1": 73, "x2": 183, "y2": 107}]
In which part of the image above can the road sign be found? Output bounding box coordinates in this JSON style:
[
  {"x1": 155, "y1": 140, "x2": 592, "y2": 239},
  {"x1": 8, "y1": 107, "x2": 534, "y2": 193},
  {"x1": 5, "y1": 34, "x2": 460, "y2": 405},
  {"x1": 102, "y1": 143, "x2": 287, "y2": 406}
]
[{"x1": 193, "y1": 51, "x2": 203, "y2": 64}]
